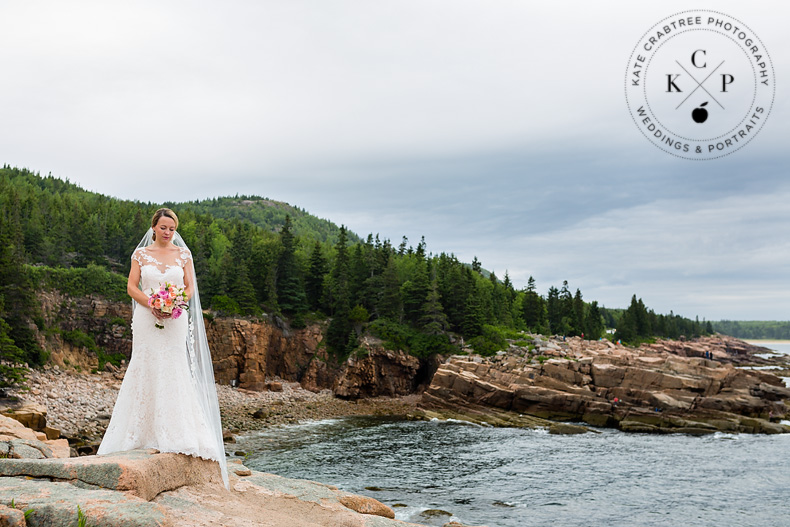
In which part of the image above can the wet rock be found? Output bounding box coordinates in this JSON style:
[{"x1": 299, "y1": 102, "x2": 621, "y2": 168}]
[
  {"x1": 549, "y1": 423, "x2": 589, "y2": 435},
  {"x1": 421, "y1": 509, "x2": 452, "y2": 519},
  {"x1": 339, "y1": 494, "x2": 395, "y2": 518}
]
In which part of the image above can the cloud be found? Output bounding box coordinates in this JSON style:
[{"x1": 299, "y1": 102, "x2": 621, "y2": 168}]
[
  {"x1": 495, "y1": 186, "x2": 790, "y2": 319},
  {"x1": 0, "y1": 0, "x2": 788, "y2": 319}
]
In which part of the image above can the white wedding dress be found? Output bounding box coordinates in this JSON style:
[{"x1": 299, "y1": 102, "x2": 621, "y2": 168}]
[{"x1": 97, "y1": 246, "x2": 223, "y2": 464}]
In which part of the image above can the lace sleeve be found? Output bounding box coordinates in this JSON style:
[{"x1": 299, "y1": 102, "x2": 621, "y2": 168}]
[
  {"x1": 131, "y1": 247, "x2": 144, "y2": 266},
  {"x1": 178, "y1": 248, "x2": 193, "y2": 268}
]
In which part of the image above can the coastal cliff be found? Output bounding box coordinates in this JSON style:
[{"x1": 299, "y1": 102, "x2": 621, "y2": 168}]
[
  {"x1": 418, "y1": 335, "x2": 790, "y2": 434},
  {"x1": 35, "y1": 292, "x2": 433, "y2": 398}
]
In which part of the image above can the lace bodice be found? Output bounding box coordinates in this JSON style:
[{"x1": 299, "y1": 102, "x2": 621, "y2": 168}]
[{"x1": 133, "y1": 246, "x2": 192, "y2": 292}]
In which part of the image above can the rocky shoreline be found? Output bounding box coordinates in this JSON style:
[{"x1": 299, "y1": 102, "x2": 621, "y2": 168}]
[
  {"x1": 3, "y1": 333, "x2": 788, "y2": 526},
  {"x1": 6, "y1": 334, "x2": 789, "y2": 451},
  {"x1": 5, "y1": 366, "x2": 420, "y2": 454},
  {"x1": 418, "y1": 335, "x2": 790, "y2": 435}
]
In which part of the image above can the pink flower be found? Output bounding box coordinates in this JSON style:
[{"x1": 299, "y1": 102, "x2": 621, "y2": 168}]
[{"x1": 172, "y1": 308, "x2": 183, "y2": 319}]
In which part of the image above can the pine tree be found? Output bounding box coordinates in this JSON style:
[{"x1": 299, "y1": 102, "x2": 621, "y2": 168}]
[
  {"x1": 572, "y1": 289, "x2": 585, "y2": 336},
  {"x1": 415, "y1": 236, "x2": 426, "y2": 259},
  {"x1": 305, "y1": 241, "x2": 327, "y2": 312},
  {"x1": 584, "y1": 301, "x2": 604, "y2": 340},
  {"x1": 0, "y1": 314, "x2": 28, "y2": 389},
  {"x1": 376, "y1": 255, "x2": 402, "y2": 321},
  {"x1": 0, "y1": 202, "x2": 44, "y2": 365},
  {"x1": 275, "y1": 215, "x2": 306, "y2": 314},
  {"x1": 546, "y1": 286, "x2": 561, "y2": 334},
  {"x1": 327, "y1": 226, "x2": 352, "y2": 355},
  {"x1": 471, "y1": 256, "x2": 482, "y2": 274},
  {"x1": 462, "y1": 279, "x2": 485, "y2": 337},
  {"x1": 420, "y1": 277, "x2": 449, "y2": 335},
  {"x1": 398, "y1": 236, "x2": 408, "y2": 256},
  {"x1": 522, "y1": 289, "x2": 544, "y2": 332},
  {"x1": 226, "y1": 252, "x2": 259, "y2": 315},
  {"x1": 401, "y1": 260, "x2": 429, "y2": 325}
]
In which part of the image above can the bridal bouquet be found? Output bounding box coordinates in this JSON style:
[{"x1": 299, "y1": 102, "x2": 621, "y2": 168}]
[{"x1": 148, "y1": 282, "x2": 189, "y2": 329}]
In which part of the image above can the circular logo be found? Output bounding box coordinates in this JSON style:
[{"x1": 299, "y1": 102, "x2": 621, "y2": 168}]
[{"x1": 625, "y1": 10, "x2": 774, "y2": 160}]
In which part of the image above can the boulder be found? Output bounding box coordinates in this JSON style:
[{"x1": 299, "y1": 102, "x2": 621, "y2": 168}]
[
  {"x1": 0, "y1": 415, "x2": 69, "y2": 458},
  {"x1": 0, "y1": 449, "x2": 223, "y2": 501},
  {"x1": 339, "y1": 494, "x2": 395, "y2": 518},
  {"x1": 0, "y1": 504, "x2": 26, "y2": 527},
  {"x1": 0, "y1": 402, "x2": 47, "y2": 432}
]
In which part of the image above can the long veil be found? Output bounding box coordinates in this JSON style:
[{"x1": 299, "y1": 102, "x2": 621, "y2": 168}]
[{"x1": 135, "y1": 228, "x2": 230, "y2": 490}]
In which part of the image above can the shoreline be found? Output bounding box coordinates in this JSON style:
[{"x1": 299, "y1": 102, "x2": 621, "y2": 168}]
[
  {"x1": 10, "y1": 366, "x2": 420, "y2": 449},
  {"x1": 218, "y1": 384, "x2": 421, "y2": 435},
  {"x1": 8, "y1": 333, "x2": 790, "y2": 448}
]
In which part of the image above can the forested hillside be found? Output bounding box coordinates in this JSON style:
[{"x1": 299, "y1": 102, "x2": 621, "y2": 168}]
[
  {"x1": 0, "y1": 167, "x2": 710, "y2": 387},
  {"x1": 713, "y1": 321, "x2": 790, "y2": 340}
]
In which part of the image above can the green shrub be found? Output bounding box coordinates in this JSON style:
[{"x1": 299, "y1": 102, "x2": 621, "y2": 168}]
[
  {"x1": 468, "y1": 325, "x2": 508, "y2": 356},
  {"x1": 62, "y1": 329, "x2": 98, "y2": 351},
  {"x1": 368, "y1": 318, "x2": 456, "y2": 358},
  {"x1": 290, "y1": 312, "x2": 306, "y2": 329},
  {"x1": 27, "y1": 264, "x2": 128, "y2": 302},
  {"x1": 97, "y1": 349, "x2": 126, "y2": 368},
  {"x1": 210, "y1": 295, "x2": 242, "y2": 316}
]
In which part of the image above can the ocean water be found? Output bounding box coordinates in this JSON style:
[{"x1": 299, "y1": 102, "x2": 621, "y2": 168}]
[
  {"x1": 236, "y1": 341, "x2": 790, "y2": 527},
  {"x1": 744, "y1": 340, "x2": 790, "y2": 358},
  {"x1": 237, "y1": 418, "x2": 790, "y2": 527}
]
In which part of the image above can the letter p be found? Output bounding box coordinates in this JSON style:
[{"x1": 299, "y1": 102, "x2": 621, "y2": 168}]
[{"x1": 721, "y1": 74, "x2": 735, "y2": 92}]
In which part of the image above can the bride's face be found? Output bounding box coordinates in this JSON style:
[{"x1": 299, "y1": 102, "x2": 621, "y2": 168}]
[{"x1": 154, "y1": 216, "x2": 177, "y2": 243}]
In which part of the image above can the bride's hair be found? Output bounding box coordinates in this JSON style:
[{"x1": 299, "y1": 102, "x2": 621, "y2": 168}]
[{"x1": 150, "y1": 208, "x2": 179, "y2": 240}]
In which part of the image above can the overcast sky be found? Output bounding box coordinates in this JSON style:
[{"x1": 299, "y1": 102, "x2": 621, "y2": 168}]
[{"x1": 1, "y1": 1, "x2": 788, "y2": 320}]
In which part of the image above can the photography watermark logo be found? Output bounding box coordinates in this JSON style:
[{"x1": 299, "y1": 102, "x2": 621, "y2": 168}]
[{"x1": 625, "y1": 10, "x2": 774, "y2": 160}]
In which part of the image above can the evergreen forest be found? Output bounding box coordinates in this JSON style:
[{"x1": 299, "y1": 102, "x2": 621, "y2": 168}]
[
  {"x1": 0, "y1": 167, "x2": 715, "y2": 387},
  {"x1": 711, "y1": 321, "x2": 790, "y2": 340}
]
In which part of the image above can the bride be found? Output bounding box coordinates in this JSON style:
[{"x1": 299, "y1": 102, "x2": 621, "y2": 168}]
[{"x1": 97, "y1": 208, "x2": 229, "y2": 490}]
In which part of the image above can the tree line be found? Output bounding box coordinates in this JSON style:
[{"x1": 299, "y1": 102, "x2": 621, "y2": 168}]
[
  {"x1": 0, "y1": 166, "x2": 711, "y2": 388},
  {"x1": 712, "y1": 320, "x2": 790, "y2": 340}
]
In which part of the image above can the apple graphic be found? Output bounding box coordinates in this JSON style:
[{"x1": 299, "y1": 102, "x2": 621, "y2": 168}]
[{"x1": 692, "y1": 102, "x2": 709, "y2": 123}]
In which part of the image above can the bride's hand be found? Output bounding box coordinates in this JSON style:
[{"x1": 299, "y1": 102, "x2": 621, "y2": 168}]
[{"x1": 151, "y1": 307, "x2": 172, "y2": 319}]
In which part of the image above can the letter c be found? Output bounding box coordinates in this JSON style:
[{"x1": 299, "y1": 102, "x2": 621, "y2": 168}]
[{"x1": 691, "y1": 49, "x2": 706, "y2": 68}]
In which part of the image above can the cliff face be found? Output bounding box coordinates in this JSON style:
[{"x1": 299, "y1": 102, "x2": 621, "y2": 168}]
[
  {"x1": 37, "y1": 291, "x2": 133, "y2": 371},
  {"x1": 419, "y1": 336, "x2": 790, "y2": 434},
  {"x1": 34, "y1": 292, "x2": 432, "y2": 398},
  {"x1": 302, "y1": 336, "x2": 442, "y2": 399},
  {"x1": 205, "y1": 318, "x2": 325, "y2": 391}
]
